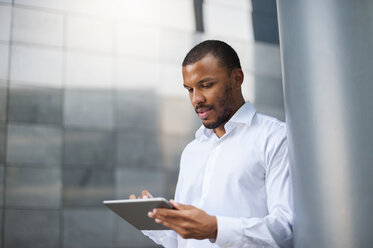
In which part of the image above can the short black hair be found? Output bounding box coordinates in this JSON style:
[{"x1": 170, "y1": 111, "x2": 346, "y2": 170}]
[{"x1": 182, "y1": 40, "x2": 241, "y2": 74}]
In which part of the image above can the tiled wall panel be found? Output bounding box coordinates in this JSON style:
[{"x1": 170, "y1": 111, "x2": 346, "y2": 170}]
[
  {"x1": 64, "y1": 89, "x2": 113, "y2": 129},
  {"x1": 12, "y1": 7, "x2": 63, "y2": 46},
  {"x1": 116, "y1": 169, "x2": 166, "y2": 199},
  {"x1": 0, "y1": 5, "x2": 11, "y2": 41},
  {"x1": 65, "y1": 51, "x2": 113, "y2": 89},
  {"x1": 9, "y1": 85, "x2": 63, "y2": 124},
  {"x1": 159, "y1": 97, "x2": 199, "y2": 136},
  {"x1": 0, "y1": 44, "x2": 9, "y2": 80},
  {"x1": 14, "y1": 0, "x2": 65, "y2": 11},
  {"x1": 111, "y1": 0, "x2": 194, "y2": 31},
  {"x1": 155, "y1": 0, "x2": 195, "y2": 31},
  {"x1": 116, "y1": 22, "x2": 160, "y2": 59},
  {"x1": 159, "y1": 135, "x2": 191, "y2": 170},
  {"x1": 157, "y1": 63, "x2": 185, "y2": 97},
  {"x1": 254, "y1": 75, "x2": 284, "y2": 107},
  {"x1": 10, "y1": 45, "x2": 63, "y2": 87},
  {"x1": 115, "y1": 219, "x2": 158, "y2": 247},
  {"x1": 5, "y1": 167, "x2": 61, "y2": 208},
  {"x1": 116, "y1": 131, "x2": 159, "y2": 168},
  {"x1": 114, "y1": 58, "x2": 159, "y2": 89},
  {"x1": 0, "y1": 166, "x2": 4, "y2": 206},
  {"x1": 63, "y1": 169, "x2": 113, "y2": 207},
  {"x1": 63, "y1": 129, "x2": 114, "y2": 168},
  {"x1": 115, "y1": 90, "x2": 158, "y2": 130},
  {"x1": 159, "y1": 30, "x2": 194, "y2": 63},
  {"x1": 0, "y1": 82, "x2": 6, "y2": 122},
  {"x1": 63, "y1": 209, "x2": 114, "y2": 248},
  {"x1": 0, "y1": 125, "x2": 4, "y2": 164},
  {"x1": 64, "y1": 0, "x2": 116, "y2": 18},
  {"x1": 66, "y1": 15, "x2": 113, "y2": 52},
  {"x1": 164, "y1": 169, "x2": 179, "y2": 199},
  {"x1": 224, "y1": 40, "x2": 249, "y2": 70},
  {"x1": 4, "y1": 209, "x2": 60, "y2": 248},
  {"x1": 251, "y1": 42, "x2": 282, "y2": 78},
  {"x1": 205, "y1": 0, "x2": 250, "y2": 9},
  {"x1": 7, "y1": 124, "x2": 62, "y2": 166},
  {"x1": 255, "y1": 104, "x2": 285, "y2": 121},
  {"x1": 241, "y1": 71, "x2": 256, "y2": 103},
  {"x1": 0, "y1": 208, "x2": 2, "y2": 247},
  {"x1": 204, "y1": 1, "x2": 253, "y2": 41}
]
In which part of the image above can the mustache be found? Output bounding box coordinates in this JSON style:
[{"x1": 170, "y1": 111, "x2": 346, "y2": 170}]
[{"x1": 195, "y1": 104, "x2": 213, "y2": 113}]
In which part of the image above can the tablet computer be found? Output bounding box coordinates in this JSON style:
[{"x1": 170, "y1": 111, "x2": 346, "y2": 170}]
[{"x1": 103, "y1": 197, "x2": 174, "y2": 230}]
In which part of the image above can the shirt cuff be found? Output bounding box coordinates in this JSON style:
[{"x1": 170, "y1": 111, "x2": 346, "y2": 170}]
[
  {"x1": 142, "y1": 230, "x2": 177, "y2": 247},
  {"x1": 215, "y1": 216, "x2": 244, "y2": 247}
]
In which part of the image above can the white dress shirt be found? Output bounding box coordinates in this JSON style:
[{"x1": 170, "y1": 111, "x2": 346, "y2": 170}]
[{"x1": 144, "y1": 101, "x2": 293, "y2": 248}]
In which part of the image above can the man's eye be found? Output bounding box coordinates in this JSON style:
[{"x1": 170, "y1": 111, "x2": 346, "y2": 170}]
[
  {"x1": 187, "y1": 88, "x2": 193, "y2": 93},
  {"x1": 201, "y1": 84, "x2": 212, "y2": 88}
]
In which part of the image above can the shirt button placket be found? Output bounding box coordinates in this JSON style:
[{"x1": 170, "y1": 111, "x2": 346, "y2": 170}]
[{"x1": 201, "y1": 141, "x2": 221, "y2": 201}]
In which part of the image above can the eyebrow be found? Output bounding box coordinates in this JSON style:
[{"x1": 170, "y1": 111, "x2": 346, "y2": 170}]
[{"x1": 183, "y1": 77, "x2": 215, "y2": 88}]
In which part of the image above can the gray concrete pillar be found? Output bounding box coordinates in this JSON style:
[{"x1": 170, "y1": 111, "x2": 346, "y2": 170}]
[{"x1": 276, "y1": 1, "x2": 373, "y2": 247}]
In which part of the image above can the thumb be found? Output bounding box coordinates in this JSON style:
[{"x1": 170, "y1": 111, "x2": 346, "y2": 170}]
[{"x1": 169, "y1": 200, "x2": 191, "y2": 210}]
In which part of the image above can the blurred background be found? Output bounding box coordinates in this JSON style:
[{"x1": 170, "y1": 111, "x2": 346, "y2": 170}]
[{"x1": 0, "y1": 0, "x2": 283, "y2": 247}]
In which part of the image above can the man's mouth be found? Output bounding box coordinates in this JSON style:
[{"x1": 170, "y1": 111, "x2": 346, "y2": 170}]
[{"x1": 196, "y1": 107, "x2": 212, "y2": 119}]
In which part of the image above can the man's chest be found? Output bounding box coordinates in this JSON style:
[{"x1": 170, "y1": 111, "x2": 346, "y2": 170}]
[{"x1": 179, "y1": 134, "x2": 267, "y2": 213}]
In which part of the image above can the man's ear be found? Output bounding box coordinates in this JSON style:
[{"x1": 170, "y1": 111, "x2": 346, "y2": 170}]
[{"x1": 231, "y1": 68, "x2": 244, "y2": 89}]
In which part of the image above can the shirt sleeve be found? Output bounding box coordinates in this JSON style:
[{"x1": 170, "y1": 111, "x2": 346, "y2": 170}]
[
  {"x1": 142, "y1": 230, "x2": 178, "y2": 248},
  {"x1": 141, "y1": 159, "x2": 186, "y2": 248},
  {"x1": 215, "y1": 130, "x2": 293, "y2": 248}
]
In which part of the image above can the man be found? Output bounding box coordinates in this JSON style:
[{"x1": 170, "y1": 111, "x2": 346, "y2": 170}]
[{"x1": 130, "y1": 40, "x2": 293, "y2": 247}]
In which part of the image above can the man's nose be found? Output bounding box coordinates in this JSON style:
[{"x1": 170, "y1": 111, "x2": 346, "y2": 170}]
[{"x1": 192, "y1": 90, "x2": 205, "y2": 106}]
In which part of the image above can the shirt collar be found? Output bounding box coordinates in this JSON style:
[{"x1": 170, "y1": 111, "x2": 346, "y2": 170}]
[{"x1": 195, "y1": 101, "x2": 257, "y2": 141}]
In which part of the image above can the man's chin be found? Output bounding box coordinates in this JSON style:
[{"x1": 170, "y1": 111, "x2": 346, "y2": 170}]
[
  {"x1": 202, "y1": 120, "x2": 218, "y2": 129},
  {"x1": 201, "y1": 113, "x2": 230, "y2": 130}
]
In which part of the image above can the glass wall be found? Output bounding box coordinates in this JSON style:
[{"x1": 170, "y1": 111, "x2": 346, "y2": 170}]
[{"x1": 0, "y1": 0, "x2": 283, "y2": 247}]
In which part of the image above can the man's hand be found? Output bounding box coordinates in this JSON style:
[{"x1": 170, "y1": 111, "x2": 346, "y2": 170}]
[
  {"x1": 129, "y1": 190, "x2": 153, "y2": 199},
  {"x1": 148, "y1": 200, "x2": 217, "y2": 240}
]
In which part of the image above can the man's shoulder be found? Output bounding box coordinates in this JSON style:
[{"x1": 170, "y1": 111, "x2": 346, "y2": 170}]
[
  {"x1": 178, "y1": 139, "x2": 202, "y2": 168},
  {"x1": 249, "y1": 113, "x2": 287, "y2": 143},
  {"x1": 180, "y1": 135, "x2": 210, "y2": 159},
  {"x1": 252, "y1": 112, "x2": 286, "y2": 132},
  {"x1": 250, "y1": 113, "x2": 288, "y2": 166},
  {"x1": 182, "y1": 138, "x2": 200, "y2": 152}
]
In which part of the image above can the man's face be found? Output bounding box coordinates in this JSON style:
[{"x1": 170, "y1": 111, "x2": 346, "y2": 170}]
[{"x1": 182, "y1": 54, "x2": 236, "y2": 130}]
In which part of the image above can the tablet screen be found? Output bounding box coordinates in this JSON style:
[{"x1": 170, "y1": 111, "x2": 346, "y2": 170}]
[{"x1": 103, "y1": 198, "x2": 174, "y2": 230}]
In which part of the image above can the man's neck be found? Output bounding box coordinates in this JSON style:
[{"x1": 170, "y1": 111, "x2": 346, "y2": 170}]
[
  {"x1": 213, "y1": 127, "x2": 226, "y2": 138},
  {"x1": 213, "y1": 99, "x2": 245, "y2": 138}
]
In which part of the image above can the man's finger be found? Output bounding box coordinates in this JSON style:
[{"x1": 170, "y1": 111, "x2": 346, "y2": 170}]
[
  {"x1": 142, "y1": 190, "x2": 153, "y2": 199},
  {"x1": 169, "y1": 200, "x2": 192, "y2": 210},
  {"x1": 152, "y1": 208, "x2": 185, "y2": 221},
  {"x1": 129, "y1": 194, "x2": 136, "y2": 199},
  {"x1": 153, "y1": 217, "x2": 183, "y2": 234},
  {"x1": 154, "y1": 218, "x2": 173, "y2": 229},
  {"x1": 154, "y1": 216, "x2": 192, "y2": 239}
]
